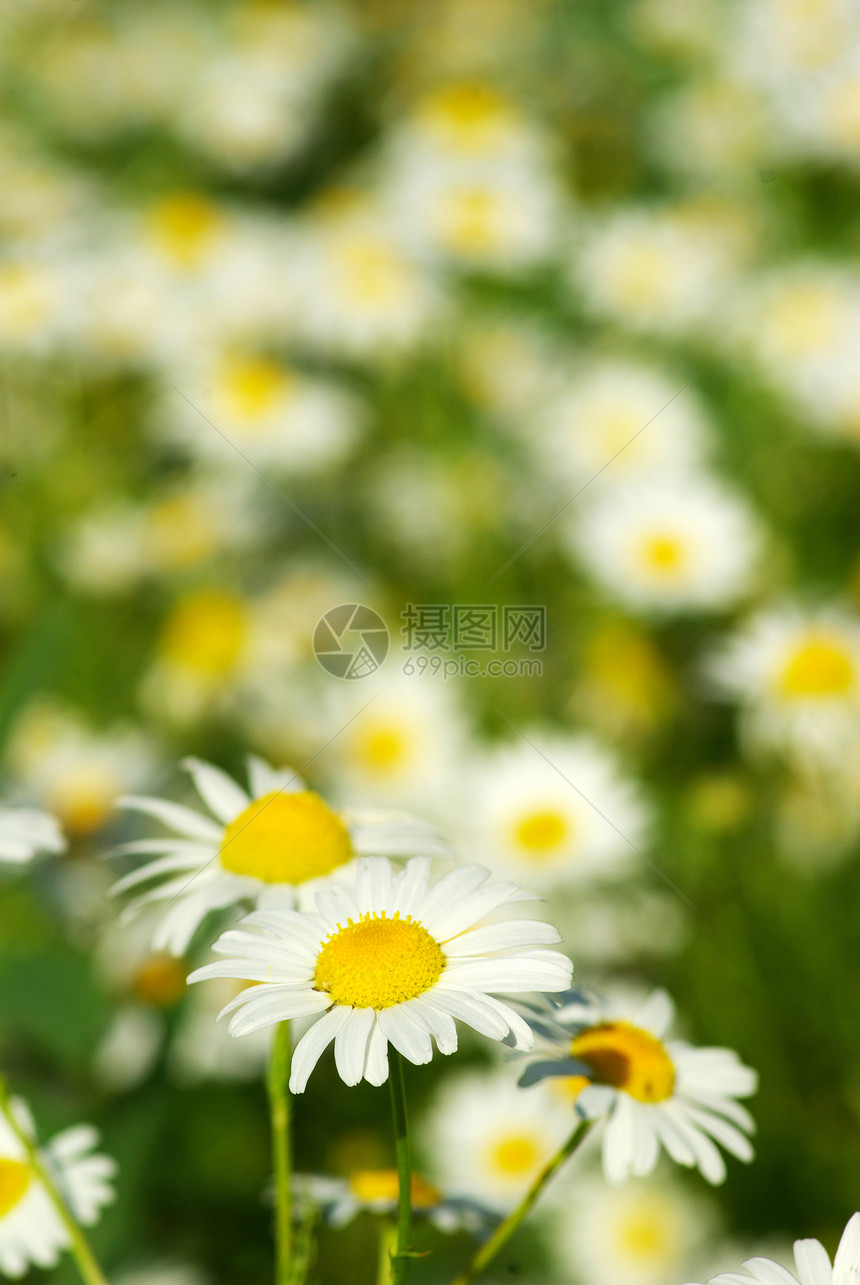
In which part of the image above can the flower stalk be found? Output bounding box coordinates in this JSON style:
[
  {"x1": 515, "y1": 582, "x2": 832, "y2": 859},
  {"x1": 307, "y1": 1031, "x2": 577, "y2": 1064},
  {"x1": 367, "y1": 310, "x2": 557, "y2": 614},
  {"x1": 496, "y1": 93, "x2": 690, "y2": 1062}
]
[
  {"x1": 267, "y1": 1020, "x2": 293, "y2": 1285},
  {"x1": 388, "y1": 1050, "x2": 413, "y2": 1285}
]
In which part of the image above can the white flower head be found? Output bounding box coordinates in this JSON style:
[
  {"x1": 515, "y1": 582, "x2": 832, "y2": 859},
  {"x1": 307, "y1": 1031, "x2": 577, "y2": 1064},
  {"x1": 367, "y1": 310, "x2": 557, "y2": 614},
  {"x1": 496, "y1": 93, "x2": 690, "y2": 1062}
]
[
  {"x1": 295, "y1": 1169, "x2": 494, "y2": 1235},
  {"x1": 686, "y1": 1210, "x2": 860, "y2": 1285},
  {"x1": 567, "y1": 472, "x2": 762, "y2": 614},
  {"x1": 112, "y1": 756, "x2": 448, "y2": 955},
  {"x1": 521, "y1": 988, "x2": 757, "y2": 1185},
  {"x1": 189, "y1": 855, "x2": 573, "y2": 1092},
  {"x1": 0, "y1": 805, "x2": 65, "y2": 866},
  {"x1": 0, "y1": 1100, "x2": 116, "y2": 1278}
]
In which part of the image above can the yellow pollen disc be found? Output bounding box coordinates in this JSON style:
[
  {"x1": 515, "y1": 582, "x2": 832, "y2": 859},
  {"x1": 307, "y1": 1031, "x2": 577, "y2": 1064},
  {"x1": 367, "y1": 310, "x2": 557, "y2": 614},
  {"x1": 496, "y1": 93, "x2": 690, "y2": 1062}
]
[
  {"x1": 314, "y1": 912, "x2": 445, "y2": 1009},
  {"x1": 489, "y1": 1134, "x2": 541, "y2": 1177},
  {"x1": 349, "y1": 1168, "x2": 441, "y2": 1210},
  {"x1": 216, "y1": 356, "x2": 295, "y2": 426},
  {"x1": 48, "y1": 774, "x2": 115, "y2": 837},
  {"x1": 0, "y1": 1158, "x2": 31, "y2": 1219},
  {"x1": 355, "y1": 725, "x2": 409, "y2": 773},
  {"x1": 159, "y1": 590, "x2": 247, "y2": 677},
  {"x1": 134, "y1": 954, "x2": 188, "y2": 1008},
  {"x1": 420, "y1": 83, "x2": 514, "y2": 151},
  {"x1": 220, "y1": 791, "x2": 353, "y2": 885},
  {"x1": 640, "y1": 533, "x2": 686, "y2": 577},
  {"x1": 779, "y1": 638, "x2": 855, "y2": 698},
  {"x1": 619, "y1": 1209, "x2": 672, "y2": 1261},
  {"x1": 513, "y1": 809, "x2": 570, "y2": 858},
  {"x1": 145, "y1": 193, "x2": 222, "y2": 268},
  {"x1": 570, "y1": 1021, "x2": 676, "y2": 1103}
]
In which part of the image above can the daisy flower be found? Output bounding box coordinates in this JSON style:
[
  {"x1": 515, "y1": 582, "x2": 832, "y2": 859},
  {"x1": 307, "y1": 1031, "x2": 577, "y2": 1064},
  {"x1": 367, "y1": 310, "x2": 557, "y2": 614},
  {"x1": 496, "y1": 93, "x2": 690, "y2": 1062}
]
[
  {"x1": 112, "y1": 755, "x2": 447, "y2": 955},
  {"x1": 188, "y1": 855, "x2": 573, "y2": 1092},
  {"x1": 708, "y1": 604, "x2": 860, "y2": 769},
  {"x1": 295, "y1": 1169, "x2": 494, "y2": 1235},
  {"x1": 685, "y1": 1210, "x2": 860, "y2": 1285},
  {"x1": 566, "y1": 472, "x2": 762, "y2": 614},
  {"x1": 520, "y1": 989, "x2": 757, "y2": 1185},
  {"x1": 419, "y1": 1065, "x2": 572, "y2": 1212},
  {"x1": 0, "y1": 803, "x2": 65, "y2": 866},
  {"x1": 455, "y1": 732, "x2": 652, "y2": 893},
  {"x1": 0, "y1": 1098, "x2": 116, "y2": 1278}
]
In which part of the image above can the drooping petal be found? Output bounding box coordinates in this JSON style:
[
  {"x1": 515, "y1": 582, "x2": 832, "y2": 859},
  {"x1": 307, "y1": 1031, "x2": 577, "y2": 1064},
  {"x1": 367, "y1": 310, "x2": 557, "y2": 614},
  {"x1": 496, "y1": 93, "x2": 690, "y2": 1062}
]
[
  {"x1": 289, "y1": 1007, "x2": 352, "y2": 1093},
  {"x1": 181, "y1": 757, "x2": 250, "y2": 822}
]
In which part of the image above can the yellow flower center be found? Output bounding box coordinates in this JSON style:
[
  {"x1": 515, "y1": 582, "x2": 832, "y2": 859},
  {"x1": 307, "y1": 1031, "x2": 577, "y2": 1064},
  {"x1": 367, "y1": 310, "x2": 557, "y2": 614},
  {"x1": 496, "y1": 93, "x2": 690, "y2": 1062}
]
[
  {"x1": 766, "y1": 284, "x2": 840, "y2": 357},
  {"x1": 348, "y1": 1168, "x2": 441, "y2": 1210},
  {"x1": 48, "y1": 771, "x2": 117, "y2": 836},
  {"x1": 619, "y1": 1207, "x2": 673, "y2": 1262},
  {"x1": 512, "y1": 809, "x2": 570, "y2": 857},
  {"x1": 639, "y1": 532, "x2": 687, "y2": 577},
  {"x1": 611, "y1": 243, "x2": 667, "y2": 308},
  {"x1": 0, "y1": 1158, "x2": 31, "y2": 1220},
  {"x1": 215, "y1": 356, "x2": 295, "y2": 427},
  {"x1": 488, "y1": 1134, "x2": 541, "y2": 1177},
  {"x1": 133, "y1": 954, "x2": 188, "y2": 1007},
  {"x1": 220, "y1": 790, "x2": 353, "y2": 885},
  {"x1": 335, "y1": 238, "x2": 410, "y2": 306},
  {"x1": 354, "y1": 725, "x2": 410, "y2": 774},
  {"x1": 441, "y1": 187, "x2": 504, "y2": 254},
  {"x1": 419, "y1": 83, "x2": 515, "y2": 152},
  {"x1": 779, "y1": 638, "x2": 855, "y2": 699},
  {"x1": 570, "y1": 1021, "x2": 676, "y2": 1103},
  {"x1": 145, "y1": 193, "x2": 223, "y2": 269},
  {"x1": 159, "y1": 590, "x2": 248, "y2": 677},
  {"x1": 145, "y1": 496, "x2": 218, "y2": 571},
  {"x1": 314, "y1": 912, "x2": 445, "y2": 1009}
]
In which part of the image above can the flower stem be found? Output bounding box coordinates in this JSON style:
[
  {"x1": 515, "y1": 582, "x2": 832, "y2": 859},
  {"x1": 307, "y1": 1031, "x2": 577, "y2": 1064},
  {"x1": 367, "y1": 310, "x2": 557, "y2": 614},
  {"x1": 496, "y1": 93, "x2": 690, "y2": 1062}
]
[
  {"x1": 267, "y1": 1020, "x2": 293, "y2": 1285},
  {"x1": 447, "y1": 1119, "x2": 594, "y2": 1285},
  {"x1": 377, "y1": 1222, "x2": 398, "y2": 1285},
  {"x1": 0, "y1": 1077, "x2": 110, "y2": 1285},
  {"x1": 388, "y1": 1050, "x2": 412, "y2": 1285}
]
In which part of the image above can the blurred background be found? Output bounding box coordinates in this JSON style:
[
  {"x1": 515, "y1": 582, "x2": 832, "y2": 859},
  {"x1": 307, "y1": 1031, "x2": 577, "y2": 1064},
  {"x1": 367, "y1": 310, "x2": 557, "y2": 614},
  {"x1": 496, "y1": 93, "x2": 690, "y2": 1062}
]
[{"x1": 2, "y1": 0, "x2": 860, "y2": 1281}]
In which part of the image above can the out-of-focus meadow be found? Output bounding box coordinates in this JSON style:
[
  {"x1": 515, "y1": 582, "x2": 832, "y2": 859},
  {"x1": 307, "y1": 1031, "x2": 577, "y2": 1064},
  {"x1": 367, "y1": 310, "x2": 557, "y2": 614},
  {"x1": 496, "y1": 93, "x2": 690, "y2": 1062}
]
[{"x1": 1, "y1": 0, "x2": 860, "y2": 1281}]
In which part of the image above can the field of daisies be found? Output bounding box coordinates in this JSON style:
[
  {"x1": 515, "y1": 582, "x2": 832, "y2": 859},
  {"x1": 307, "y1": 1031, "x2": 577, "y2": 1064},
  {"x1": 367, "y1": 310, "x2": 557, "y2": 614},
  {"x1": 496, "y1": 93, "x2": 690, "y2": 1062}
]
[{"x1": 2, "y1": 1, "x2": 860, "y2": 1283}]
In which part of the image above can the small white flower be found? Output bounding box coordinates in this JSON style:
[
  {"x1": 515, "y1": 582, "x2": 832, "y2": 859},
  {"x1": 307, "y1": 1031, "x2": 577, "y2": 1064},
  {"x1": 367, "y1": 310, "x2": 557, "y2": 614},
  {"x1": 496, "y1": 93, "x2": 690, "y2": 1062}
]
[
  {"x1": 685, "y1": 1210, "x2": 860, "y2": 1285},
  {"x1": 112, "y1": 756, "x2": 447, "y2": 955},
  {"x1": 419, "y1": 1065, "x2": 572, "y2": 1212},
  {"x1": 0, "y1": 1100, "x2": 116, "y2": 1278},
  {"x1": 567, "y1": 473, "x2": 762, "y2": 614},
  {"x1": 0, "y1": 805, "x2": 65, "y2": 866},
  {"x1": 522, "y1": 989, "x2": 757, "y2": 1185},
  {"x1": 189, "y1": 855, "x2": 573, "y2": 1092},
  {"x1": 295, "y1": 1169, "x2": 493, "y2": 1235}
]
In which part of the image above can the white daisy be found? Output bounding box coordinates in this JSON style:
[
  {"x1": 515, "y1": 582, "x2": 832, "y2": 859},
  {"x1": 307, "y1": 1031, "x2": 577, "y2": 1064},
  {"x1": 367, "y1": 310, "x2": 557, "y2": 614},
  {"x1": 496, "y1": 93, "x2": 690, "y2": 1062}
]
[
  {"x1": 112, "y1": 755, "x2": 448, "y2": 955},
  {"x1": 419, "y1": 1065, "x2": 572, "y2": 1213},
  {"x1": 188, "y1": 855, "x2": 573, "y2": 1092},
  {"x1": 0, "y1": 1099, "x2": 116, "y2": 1278},
  {"x1": 685, "y1": 1210, "x2": 860, "y2": 1285},
  {"x1": 0, "y1": 804, "x2": 65, "y2": 865},
  {"x1": 567, "y1": 472, "x2": 762, "y2": 614},
  {"x1": 708, "y1": 604, "x2": 860, "y2": 769},
  {"x1": 455, "y1": 732, "x2": 652, "y2": 892},
  {"x1": 521, "y1": 989, "x2": 757, "y2": 1185},
  {"x1": 295, "y1": 1169, "x2": 493, "y2": 1235}
]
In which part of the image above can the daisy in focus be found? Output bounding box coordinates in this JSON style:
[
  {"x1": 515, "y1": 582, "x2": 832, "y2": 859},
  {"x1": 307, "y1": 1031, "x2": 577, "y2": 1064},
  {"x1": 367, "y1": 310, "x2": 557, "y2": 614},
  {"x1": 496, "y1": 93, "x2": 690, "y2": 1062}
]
[
  {"x1": 0, "y1": 1098, "x2": 116, "y2": 1278},
  {"x1": 521, "y1": 988, "x2": 757, "y2": 1185},
  {"x1": 708, "y1": 604, "x2": 860, "y2": 770},
  {"x1": 112, "y1": 756, "x2": 447, "y2": 954},
  {"x1": 456, "y1": 732, "x2": 652, "y2": 893},
  {"x1": 419, "y1": 1065, "x2": 572, "y2": 1213},
  {"x1": 0, "y1": 801, "x2": 64, "y2": 866},
  {"x1": 295, "y1": 1169, "x2": 493, "y2": 1235},
  {"x1": 189, "y1": 855, "x2": 573, "y2": 1091},
  {"x1": 567, "y1": 473, "x2": 762, "y2": 614},
  {"x1": 685, "y1": 1210, "x2": 860, "y2": 1285}
]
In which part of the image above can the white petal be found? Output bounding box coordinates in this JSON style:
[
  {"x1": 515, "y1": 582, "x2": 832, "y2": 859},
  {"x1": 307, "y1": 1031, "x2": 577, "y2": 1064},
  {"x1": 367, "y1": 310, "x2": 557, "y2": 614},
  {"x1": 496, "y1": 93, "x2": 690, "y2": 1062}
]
[
  {"x1": 440, "y1": 953, "x2": 572, "y2": 993},
  {"x1": 289, "y1": 1007, "x2": 351, "y2": 1093},
  {"x1": 602, "y1": 1097, "x2": 637, "y2": 1185},
  {"x1": 740, "y1": 1259, "x2": 801, "y2": 1285},
  {"x1": 229, "y1": 988, "x2": 331, "y2": 1036},
  {"x1": 635, "y1": 988, "x2": 675, "y2": 1038},
  {"x1": 247, "y1": 755, "x2": 304, "y2": 798},
  {"x1": 423, "y1": 988, "x2": 509, "y2": 1041},
  {"x1": 409, "y1": 998, "x2": 458, "y2": 1055},
  {"x1": 363, "y1": 1016, "x2": 390, "y2": 1086},
  {"x1": 793, "y1": 1238, "x2": 832, "y2": 1285},
  {"x1": 182, "y1": 757, "x2": 250, "y2": 822},
  {"x1": 110, "y1": 852, "x2": 209, "y2": 895},
  {"x1": 119, "y1": 795, "x2": 222, "y2": 841},
  {"x1": 833, "y1": 1212, "x2": 860, "y2": 1285},
  {"x1": 442, "y1": 919, "x2": 561, "y2": 957},
  {"x1": 376, "y1": 1005, "x2": 433, "y2": 1066},
  {"x1": 334, "y1": 1009, "x2": 375, "y2": 1085}
]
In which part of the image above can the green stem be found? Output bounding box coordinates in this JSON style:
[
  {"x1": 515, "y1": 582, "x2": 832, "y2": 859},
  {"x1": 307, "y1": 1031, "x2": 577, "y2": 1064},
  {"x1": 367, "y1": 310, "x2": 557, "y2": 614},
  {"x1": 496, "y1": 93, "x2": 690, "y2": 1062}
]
[
  {"x1": 448, "y1": 1119, "x2": 594, "y2": 1285},
  {"x1": 388, "y1": 1051, "x2": 412, "y2": 1285},
  {"x1": 267, "y1": 1020, "x2": 293, "y2": 1285},
  {"x1": 0, "y1": 1077, "x2": 110, "y2": 1285},
  {"x1": 376, "y1": 1222, "x2": 398, "y2": 1285}
]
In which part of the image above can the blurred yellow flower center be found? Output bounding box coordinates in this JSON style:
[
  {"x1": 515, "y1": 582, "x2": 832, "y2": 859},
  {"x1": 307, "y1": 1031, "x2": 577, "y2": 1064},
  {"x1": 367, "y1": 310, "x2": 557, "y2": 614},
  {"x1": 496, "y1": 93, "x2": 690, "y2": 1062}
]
[
  {"x1": 619, "y1": 1208, "x2": 672, "y2": 1261},
  {"x1": 442, "y1": 188, "x2": 503, "y2": 253},
  {"x1": 779, "y1": 638, "x2": 855, "y2": 698},
  {"x1": 421, "y1": 83, "x2": 514, "y2": 151},
  {"x1": 354, "y1": 725, "x2": 409, "y2": 773},
  {"x1": 613, "y1": 244, "x2": 665, "y2": 307},
  {"x1": 349, "y1": 1168, "x2": 440, "y2": 1209},
  {"x1": 216, "y1": 356, "x2": 295, "y2": 426},
  {"x1": 767, "y1": 285, "x2": 839, "y2": 357},
  {"x1": 48, "y1": 771, "x2": 116, "y2": 836},
  {"x1": 146, "y1": 193, "x2": 223, "y2": 268},
  {"x1": 0, "y1": 261, "x2": 53, "y2": 335},
  {"x1": 220, "y1": 791, "x2": 353, "y2": 885},
  {"x1": 160, "y1": 590, "x2": 247, "y2": 677},
  {"x1": 489, "y1": 1134, "x2": 541, "y2": 1176},
  {"x1": 314, "y1": 912, "x2": 445, "y2": 1008},
  {"x1": 134, "y1": 954, "x2": 188, "y2": 1007},
  {"x1": 570, "y1": 1021, "x2": 676, "y2": 1103},
  {"x1": 336, "y1": 239, "x2": 409, "y2": 305},
  {"x1": 0, "y1": 1158, "x2": 31, "y2": 1219},
  {"x1": 146, "y1": 496, "x2": 217, "y2": 571},
  {"x1": 640, "y1": 533, "x2": 686, "y2": 577},
  {"x1": 598, "y1": 410, "x2": 640, "y2": 457},
  {"x1": 513, "y1": 809, "x2": 569, "y2": 856}
]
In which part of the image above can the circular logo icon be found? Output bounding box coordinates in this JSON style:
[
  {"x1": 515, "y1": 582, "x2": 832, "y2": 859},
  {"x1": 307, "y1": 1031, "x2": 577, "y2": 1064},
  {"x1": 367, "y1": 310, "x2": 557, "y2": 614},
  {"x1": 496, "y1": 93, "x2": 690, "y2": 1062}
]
[{"x1": 313, "y1": 604, "x2": 390, "y2": 680}]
